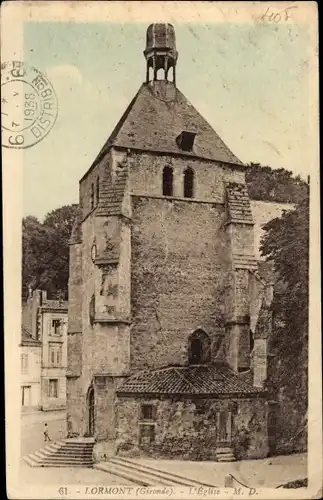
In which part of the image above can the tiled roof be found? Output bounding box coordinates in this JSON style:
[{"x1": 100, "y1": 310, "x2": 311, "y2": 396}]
[
  {"x1": 118, "y1": 364, "x2": 264, "y2": 396},
  {"x1": 225, "y1": 183, "x2": 254, "y2": 225},
  {"x1": 95, "y1": 82, "x2": 243, "y2": 166}
]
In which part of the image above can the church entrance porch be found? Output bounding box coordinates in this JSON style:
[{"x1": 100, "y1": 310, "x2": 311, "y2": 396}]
[{"x1": 115, "y1": 365, "x2": 269, "y2": 461}]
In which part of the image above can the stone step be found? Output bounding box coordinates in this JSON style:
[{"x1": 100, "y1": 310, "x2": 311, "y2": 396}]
[
  {"x1": 114, "y1": 457, "x2": 217, "y2": 487},
  {"x1": 216, "y1": 447, "x2": 233, "y2": 453},
  {"x1": 60, "y1": 449, "x2": 93, "y2": 456},
  {"x1": 64, "y1": 438, "x2": 95, "y2": 444},
  {"x1": 44, "y1": 442, "x2": 65, "y2": 453},
  {"x1": 215, "y1": 446, "x2": 236, "y2": 462},
  {"x1": 23, "y1": 455, "x2": 38, "y2": 467},
  {"x1": 23, "y1": 453, "x2": 43, "y2": 466},
  {"x1": 60, "y1": 444, "x2": 94, "y2": 449},
  {"x1": 217, "y1": 456, "x2": 236, "y2": 462},
  {"x1": 109, "y1": 458, "x2": 192, "y2": 486},
  {"x1": 33, "y1": 450, "x2": 92, "y2": 464},
  {"x1": 95, "y1": 462, "x2": 170, "y2": 486},
  {"x1": 37, "y1": 459, "x2": 94, "y2": 466},
  {"x1": 23, "y1": 439, "x2": 94, "y2": 468}
]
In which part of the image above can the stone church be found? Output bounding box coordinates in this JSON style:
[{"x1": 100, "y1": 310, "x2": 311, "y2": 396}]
[{"x1": 67, "y1": 23, "x2": 275, "y2": 462}]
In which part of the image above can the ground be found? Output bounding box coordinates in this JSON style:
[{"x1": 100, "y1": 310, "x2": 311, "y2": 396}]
[
  {"x1": 19, "y1": 409, "x2": 307, "y2": 489},
  {"x1": 131, "y1": 454, "x2": 307, "y2": 488}
]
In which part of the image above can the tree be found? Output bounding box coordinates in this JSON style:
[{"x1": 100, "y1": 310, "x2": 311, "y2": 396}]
[
  {"x1": 260, "y1": 189, "x2": 309, "y2": 452},
  {"x1": 245, "y1": 162, "x2": 308, "y2": 204},
  {"x1": 22, "y1": 204, "x2": 79, "y2": 298}
]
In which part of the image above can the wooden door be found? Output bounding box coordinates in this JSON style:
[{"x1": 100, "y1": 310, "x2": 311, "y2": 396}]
[
  {"x1": 88, "y1": 387, "x2": 95, "y2": 437},
  {"x1": 217, "y1": 411, "x2": 232, "y2": 444}
]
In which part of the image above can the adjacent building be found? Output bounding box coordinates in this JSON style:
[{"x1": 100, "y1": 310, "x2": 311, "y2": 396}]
[
  {"x1": 20, "y1": 326, "x2": 42, "y2": 411},
  {"x1": 21, "y1": 289, "x2": 68, "y2": 411}
]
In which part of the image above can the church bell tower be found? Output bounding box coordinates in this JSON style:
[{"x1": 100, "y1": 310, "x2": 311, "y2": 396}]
[{"x1": 144, "y1": 23, "x2": 178, "y2": 84}]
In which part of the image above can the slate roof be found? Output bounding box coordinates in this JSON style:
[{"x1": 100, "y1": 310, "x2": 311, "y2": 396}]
[
  {"x1": 21, "y1": 326, "x2": 41, "y2": 346},
  {"x1": 96, "y1": 170, "x2": 128, "y2": 217},
  {"x1": 232, "y1": 254, "x2": 258, "y2": 271},
  {"x1": 118, "y1": 365, "x2": 264, "y2": 396},
  {"x1": 225, "y1": 183, "x2": 254, "y2": 225},
  {"x1": 94, "y1": 82, "x2": 243, "y2": 166}
]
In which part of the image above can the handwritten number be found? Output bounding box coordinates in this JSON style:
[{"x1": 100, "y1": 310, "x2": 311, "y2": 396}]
[{"x1": 261, "y1": 6, "x2": 297, "y2": 23}]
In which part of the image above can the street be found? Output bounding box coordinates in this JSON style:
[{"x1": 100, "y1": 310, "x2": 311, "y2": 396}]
[
  {"x1": 19, "y1": 410, "x2": 133, "y2": 487},
  {"x1": 21, "y1": 410, "x2": 67, "y2": 456}
]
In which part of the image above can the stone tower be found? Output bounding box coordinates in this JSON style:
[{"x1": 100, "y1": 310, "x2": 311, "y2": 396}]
[{"x1": 67, "y1": 23, "x2": 273, "y2": 461}]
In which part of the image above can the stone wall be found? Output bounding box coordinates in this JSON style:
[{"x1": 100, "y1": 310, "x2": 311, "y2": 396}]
[
  {"x1": 130, "y1": 196, "x2": 231, "y2": 371},
  {"x1": 67, "y1": 332, "x2": 82, "y2": 377},
  {"x1": 66, "y1": 376, "x2": 83, "y2": 436},
  {"x1": 128, "y1": 150, "x2": 245, "y2": 201},
  {"x1": 115, "y1": 396, "x2": 268, "y2": 460},
  {"x1": 79, "y1": 153, "x2": 110, "y2": 219}
]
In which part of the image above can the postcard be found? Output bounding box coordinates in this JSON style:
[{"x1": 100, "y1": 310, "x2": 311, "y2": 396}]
[{"x1": 2, "y1": 1, "x2": 321, "y2": 499}]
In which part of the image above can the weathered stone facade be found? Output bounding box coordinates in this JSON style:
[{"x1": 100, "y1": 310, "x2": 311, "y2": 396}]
[
  {"x1": 67, "y1": 23, "x2": 275, "y2": 461},
  {"x1": 22, "y1": 289, "x2": 68, "y2": 411},
  {"x1": 116, "y1": 396, "x2": 268, "y2": 461}
]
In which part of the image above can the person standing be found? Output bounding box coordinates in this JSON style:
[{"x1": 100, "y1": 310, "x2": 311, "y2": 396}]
[{"x1": 44, "y1": 423, "x2": 51, "y2": 442}]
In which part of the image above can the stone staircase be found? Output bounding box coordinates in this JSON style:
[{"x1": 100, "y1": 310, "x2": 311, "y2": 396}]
[
  {"x1": 23, "y1": 438, "x2": 95, "y2": 467},
  {"x1": 95, "y1": 456, "x2": 217, "y2": 486},
  {"x1": 215, "y1": 446, "x2": 236, "y2": 462}
]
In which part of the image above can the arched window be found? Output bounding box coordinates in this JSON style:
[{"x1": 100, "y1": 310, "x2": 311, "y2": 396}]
[
  {"x1": 162, "y1": 166, "x2": 173, "y2": 196},
  {"x1": 96, "y1": 177, "x2": 100, "y2": 205},
  {"x1": 156, "y1": 68, "x2": 164, "y2": 80},
  {"x1": 188, "y1": 330, "x2": 211, "y2": 365},
  {"x1": 191, "y1": 338, "x2": 203, "y2": 364},
  {"x1": 184, "y1": 167, "x2": 194, "y2": 198}
]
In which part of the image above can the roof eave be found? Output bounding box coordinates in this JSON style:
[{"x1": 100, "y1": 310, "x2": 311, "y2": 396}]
[{"x1": 117, "y1": 390, "x2": 267, "y2": 398}]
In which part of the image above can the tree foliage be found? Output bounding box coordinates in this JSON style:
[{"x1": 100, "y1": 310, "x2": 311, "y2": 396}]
[
  {"x1": 261, "y1": 189, "x2": 309, "y2": 452},
  {"x1": 22, "y1": 204, "x2": 79, "y2": 298},
  {"x1": 246, "y1": 162, "x2": 308, "y2": 204}
]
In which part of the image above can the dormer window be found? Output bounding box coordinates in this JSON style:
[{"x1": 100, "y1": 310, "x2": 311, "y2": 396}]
[{"x1": 176, "y1": 131, "x2": 196, "y2": 152}]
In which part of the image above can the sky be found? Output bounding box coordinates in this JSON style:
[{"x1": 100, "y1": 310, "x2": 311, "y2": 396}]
[{"x1": 23, "y1": 21, "x2": 310, "y2": 220}]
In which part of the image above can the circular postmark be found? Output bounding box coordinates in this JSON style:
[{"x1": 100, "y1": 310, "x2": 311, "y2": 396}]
[{"x1": 1, "y1": 61, "x2": 58, "y2": 149}]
